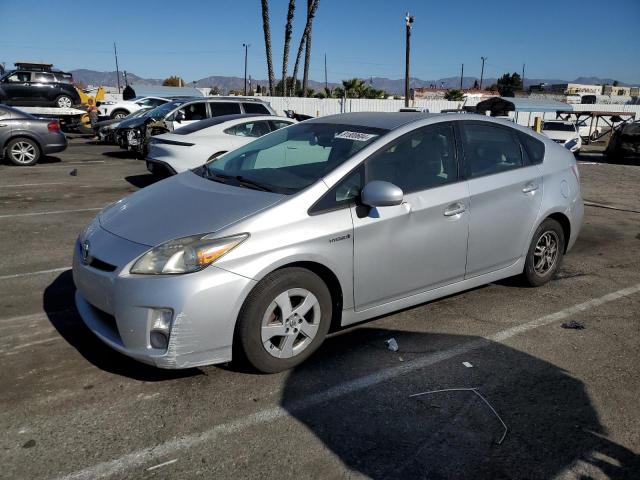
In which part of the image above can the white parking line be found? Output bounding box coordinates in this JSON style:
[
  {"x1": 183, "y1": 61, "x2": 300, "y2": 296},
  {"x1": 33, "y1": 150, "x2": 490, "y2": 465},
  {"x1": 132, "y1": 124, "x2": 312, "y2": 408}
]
[
  {"x1": 0, "y1": 267, "x2": 70, "y2": 281},
  {"x1": 55, "y1": 282, "x2": 640, "y2": 480},
  {"x1": 0, "y1": 208, "x2": 101, "y2": 219},
  {"x1": 0, "y1": 182, "x2": 68, "y2": 188},
  {"x1": 67, "y1": 161, "x2": 106, "y2": 164}
]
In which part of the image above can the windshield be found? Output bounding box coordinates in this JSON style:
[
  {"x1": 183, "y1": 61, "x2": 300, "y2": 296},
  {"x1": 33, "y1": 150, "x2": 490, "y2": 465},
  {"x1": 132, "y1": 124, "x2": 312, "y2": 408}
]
[
  {"x1": 543, "y1": 122, "x2": 576, "y2": 132},
  {"x1": 201, "y1": 122, "x2": 387, "y2": 194},
  {"x1": 147, "y1": 100, "x2": 185, "y2": 120}
]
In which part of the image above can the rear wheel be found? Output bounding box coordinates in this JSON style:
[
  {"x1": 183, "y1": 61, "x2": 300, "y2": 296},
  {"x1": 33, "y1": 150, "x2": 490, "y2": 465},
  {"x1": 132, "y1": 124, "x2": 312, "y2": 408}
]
[
  {"x1": 522, "y1": 218, "x2": 565, "y2": 287},
  {"x1": 5, "y1": 137, "x2": 41, "y2": 166},
  {"x1": 55, "y1": 95, "x2": 73, "y2": 108},
  {"x1": 111, "y1": 110, "x2": 129, "y2": 120},
  {"x1": 235, "y1": 268, "x2": 332, "y2": 373}
]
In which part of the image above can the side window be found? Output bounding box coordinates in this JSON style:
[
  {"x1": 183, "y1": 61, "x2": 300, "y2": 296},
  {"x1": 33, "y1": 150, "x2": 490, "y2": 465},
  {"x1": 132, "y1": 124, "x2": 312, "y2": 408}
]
[
  {"x1": 461, "y1": 123, "x2": 523, "y2": 178},
  {"x1": 210, "y1": 102, "x2": 241, "y2": 116},
  {"x1": 33, "y1": 72, "x2": 54, "y2": 83},
  {"x1": 182, "y1": 102, "x2": 207, "y2": 121},
  {"x1": 225, "y1": 121, "x2": 271, "y2": 138},
  {"x1": 310, "y1": 166, "x2": 364, "y2": 214},
  {"x1": 366, "y1": 123, "x2": 458, "y2": 194},
  {"x1": 242, "y1": 102, "x2": 270, "y2": 114},
  {"x1": 269, "y1": 120, "x2": 293, "y2": 131},
  {"x1": 7, "y1": 72, "x2": 31, "y2": 83},
  {"x1": 517, "y1": 132, "x2": 545, "y2": 165}
]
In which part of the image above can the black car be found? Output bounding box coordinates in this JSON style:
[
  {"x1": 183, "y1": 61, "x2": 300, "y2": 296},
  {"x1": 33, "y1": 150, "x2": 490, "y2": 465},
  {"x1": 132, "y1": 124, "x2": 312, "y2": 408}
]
[{"x1": 0, "y1": 69, "x2": 81, "y2": 108}]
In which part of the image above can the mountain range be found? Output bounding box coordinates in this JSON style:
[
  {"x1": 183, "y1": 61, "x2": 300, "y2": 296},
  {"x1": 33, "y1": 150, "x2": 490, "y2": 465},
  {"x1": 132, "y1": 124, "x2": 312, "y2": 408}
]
[{"x1": 70, "y1": 69, "x2": 638, "y2": 94}]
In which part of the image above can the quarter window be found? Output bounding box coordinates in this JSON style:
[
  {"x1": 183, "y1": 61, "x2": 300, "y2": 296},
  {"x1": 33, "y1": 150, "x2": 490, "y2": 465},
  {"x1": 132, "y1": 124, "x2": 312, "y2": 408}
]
[
  {"x1": 242, "y1": 102, "x2": 270, "y2": 114},
  {"x1": 310, "y1": 167, "x2": 364, "y2": 214},
  {"x1": 210, "y1": 102, "x2": 241, "y2": 116},
  {"x1": 461, "y1": 123, "x2": 523, "y2": 178},
  {"x1": 366, "y1": 123, "x2": 458, "y2": 193}
]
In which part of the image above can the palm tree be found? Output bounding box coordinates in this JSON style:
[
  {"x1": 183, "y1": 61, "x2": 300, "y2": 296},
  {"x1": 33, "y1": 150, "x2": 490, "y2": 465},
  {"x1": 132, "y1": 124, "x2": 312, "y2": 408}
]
[
  {"x1": 261, "y1": 0, "x2": 275, "y2": 95},
  {"x1": 291, "y1": 0, "x2": 319, "y2": 96},
  {"x1": 281, "y1": 0, "x2": 295, "y2": 96},
  {"x1": 302, "y1": 0, "x2": 318, "y2": 97},
  {"x1": 342, "y1": 78, "x2": 367, "y2": 98}
]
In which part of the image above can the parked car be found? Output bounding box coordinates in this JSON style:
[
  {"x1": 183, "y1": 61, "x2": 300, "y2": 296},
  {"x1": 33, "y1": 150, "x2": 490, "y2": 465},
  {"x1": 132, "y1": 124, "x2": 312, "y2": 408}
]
[
  {"x1": 115, "y1": 97, "x2": 277, "y2": 157},
  {"x1": 99, "y1": 96, "x2": 170, "y2": 120},
  {"x1": 541, "y1": 120, "x2": 582, "y2": 154},
  {"x1": 0, "y1": 69, "x2": 81, "y2": 108},
  {"x1": 0, "y1": 104, "x2": 67, "y2": 165},
  {"x1": 96, "y1": 107, "x2": 155, "y2": 144},
  {"x1": 146, "y1": 114, "x2": 295, "y2": 175},
  {"x1": 74, "y1": 112, "x2": 583, "y2": 372},
  {"x1": 576, "y1": 119, "x2": 602, "y2": 140},
  {"x1": 605, "y1": 120, "x2": 640, "y2": 162}
]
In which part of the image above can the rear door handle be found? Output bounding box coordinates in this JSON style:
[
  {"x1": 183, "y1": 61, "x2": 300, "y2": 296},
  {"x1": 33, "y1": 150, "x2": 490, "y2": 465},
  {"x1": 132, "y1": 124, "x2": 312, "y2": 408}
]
[
  {"x1": 522, "y1": 183, "x2": 539, "y2": 193},
  {"x1": 444, "y1": 203, "x2": 466, "y2": 216}
]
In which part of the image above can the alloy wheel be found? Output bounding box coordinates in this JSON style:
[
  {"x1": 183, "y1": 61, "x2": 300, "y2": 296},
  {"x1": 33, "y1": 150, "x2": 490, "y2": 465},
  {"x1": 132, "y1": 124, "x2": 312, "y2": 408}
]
[
  {"x1": 261, "y1": 288, "x2": 321, "y2": 359},
  {"x1": 533, "y1": 231, "x2": 559, "y2": 276},
  {"x1": 10, "y1": 141, "x2": 37, "y2": 164},
  {"x1": 57, "y1": 96, "x2": 72, "y2": 108}
]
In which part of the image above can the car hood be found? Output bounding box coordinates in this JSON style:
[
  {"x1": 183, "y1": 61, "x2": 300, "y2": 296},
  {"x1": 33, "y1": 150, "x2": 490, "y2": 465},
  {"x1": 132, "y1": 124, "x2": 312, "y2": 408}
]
[
  {"x1": 99, "y1": 171, "x2": 284, "y2": 246},
  {"x1": 542, "y1": 130, "x2": 578, "y2": 141},
  {"x1": 116, "y1": 116, "x2": 147, "y2": 129}
]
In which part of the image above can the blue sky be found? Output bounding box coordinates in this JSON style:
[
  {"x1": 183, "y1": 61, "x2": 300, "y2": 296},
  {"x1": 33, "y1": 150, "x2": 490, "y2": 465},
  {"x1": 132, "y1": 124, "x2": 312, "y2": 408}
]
[{"x1": 1, "y1": 0, "x2": 639, "y2": 83}]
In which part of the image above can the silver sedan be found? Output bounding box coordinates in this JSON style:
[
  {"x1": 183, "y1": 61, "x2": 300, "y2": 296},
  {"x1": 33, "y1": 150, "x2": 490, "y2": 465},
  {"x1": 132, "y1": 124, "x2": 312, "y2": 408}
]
[{"x1": 73, "y1": 112, "x2": 583, "y2": 372}]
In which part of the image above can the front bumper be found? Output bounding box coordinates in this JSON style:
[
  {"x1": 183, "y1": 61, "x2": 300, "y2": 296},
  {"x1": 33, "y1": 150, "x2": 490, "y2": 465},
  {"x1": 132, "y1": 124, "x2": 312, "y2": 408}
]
[{"x1": 72, "y1": 227, "x2": 256, "y2": 368}]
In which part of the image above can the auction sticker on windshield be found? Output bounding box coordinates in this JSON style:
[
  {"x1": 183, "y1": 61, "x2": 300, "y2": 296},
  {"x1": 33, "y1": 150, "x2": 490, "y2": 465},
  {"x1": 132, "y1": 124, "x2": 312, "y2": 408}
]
[{"x1": 335, "y1": 131, "x2": 378, "y2": 141}]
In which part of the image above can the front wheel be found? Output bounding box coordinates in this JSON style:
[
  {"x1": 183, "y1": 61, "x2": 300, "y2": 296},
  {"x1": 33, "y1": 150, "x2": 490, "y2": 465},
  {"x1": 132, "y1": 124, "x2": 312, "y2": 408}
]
[
  {"x1": 522, "y1": 218, "x2": 565, "y2": 287},
  {"x1": 235, "y1": 268, "x2": 332, "y2": 373}
]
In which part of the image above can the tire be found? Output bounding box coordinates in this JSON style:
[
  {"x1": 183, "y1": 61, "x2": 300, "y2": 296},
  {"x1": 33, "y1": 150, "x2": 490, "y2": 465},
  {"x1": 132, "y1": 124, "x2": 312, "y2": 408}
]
[
  {"x1": 5, "y1": 137, "x2": 41, "y2": 166},
  {"x1": 55, "y1": 95, "x2": 73, "y2": 108},
  {"x1": 522, "y1": 218, "x2": 565, "y2": 287},
  {"x1": 235, "y1": 267, "x2": 332, "y2": 373},
  {"x1": 111, "y1": 110, "x2": 129, "y2": 120}
]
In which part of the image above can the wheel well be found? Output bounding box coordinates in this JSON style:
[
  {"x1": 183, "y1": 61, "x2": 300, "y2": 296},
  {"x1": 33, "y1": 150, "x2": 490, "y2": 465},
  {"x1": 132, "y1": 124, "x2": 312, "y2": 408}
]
[
  {"x1": 547, "y1": 212, "x2": 571, "y2": 253},
  {"x1": 275, "y1": 261, "x2": 344, "y2": 331},
  {"x1": 112, "y1": 109, "x2": 129, "y2": 116},
  {"x1": 2, "y1": 135, "x2": 42, "y2": 155}
]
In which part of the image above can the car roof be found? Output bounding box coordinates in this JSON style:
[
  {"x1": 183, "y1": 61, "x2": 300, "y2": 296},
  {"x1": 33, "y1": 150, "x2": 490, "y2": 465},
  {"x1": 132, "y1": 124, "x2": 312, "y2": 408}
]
[{"x1": 305, "y1": 112, "x2": 437, "y2": 130}]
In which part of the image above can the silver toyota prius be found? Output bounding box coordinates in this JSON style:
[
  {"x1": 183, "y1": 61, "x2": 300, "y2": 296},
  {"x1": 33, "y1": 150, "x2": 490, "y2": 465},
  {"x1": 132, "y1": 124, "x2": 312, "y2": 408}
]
[{"x1": 73, "y1": 112, "x2": 583, "y2": 373}]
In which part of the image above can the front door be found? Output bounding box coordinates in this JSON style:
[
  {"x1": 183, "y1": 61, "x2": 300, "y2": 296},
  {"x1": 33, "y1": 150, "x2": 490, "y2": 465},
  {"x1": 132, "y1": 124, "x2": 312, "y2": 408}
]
[
  {"x1": 2, "y1": 71, "x2": 32, "y2": 104},
  {"x1": 460, "y1": 121, "x2": 543, "y2": 277},
  {"x1": 351, "y1": 122, "x2": 469, "y2": 310}
]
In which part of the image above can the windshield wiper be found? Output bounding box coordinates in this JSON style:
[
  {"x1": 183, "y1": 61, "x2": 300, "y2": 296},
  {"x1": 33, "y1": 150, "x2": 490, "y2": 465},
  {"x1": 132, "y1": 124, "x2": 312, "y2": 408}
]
[
  {"x1": 202, "y1": 169, "x2": 273, "y2": 192},
  {"x1": 234, "y1": 176, "x2": 273, "y2": 192}
]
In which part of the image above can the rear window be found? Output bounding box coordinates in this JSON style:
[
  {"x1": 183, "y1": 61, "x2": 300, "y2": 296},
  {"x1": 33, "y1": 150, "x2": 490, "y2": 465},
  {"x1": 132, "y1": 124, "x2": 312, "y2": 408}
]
[
  {"x1": 210, "y1": 102, "x2": 241, "y2": 116},
  {"x1": 543, "y1": 122, "x2": 575, "y2": 132},
  {"x1": 242, "y1": 102, "x2": 270, "y2": 114}
]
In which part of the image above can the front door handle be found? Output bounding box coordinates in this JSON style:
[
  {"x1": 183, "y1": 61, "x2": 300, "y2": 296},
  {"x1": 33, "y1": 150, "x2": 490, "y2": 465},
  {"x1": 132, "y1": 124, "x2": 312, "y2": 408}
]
[
  {"x1": 444, "y1": 203, "x2": 466, "y2": 216},
  {"x1": 522, "y1": 183, "x2": 539, "y2": 193}
]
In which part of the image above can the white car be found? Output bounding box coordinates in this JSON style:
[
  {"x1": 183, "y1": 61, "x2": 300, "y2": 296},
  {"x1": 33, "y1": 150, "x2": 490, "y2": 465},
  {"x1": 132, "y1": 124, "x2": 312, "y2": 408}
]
[
  {"x1": 146, "y1": 115, "x2": 296, "y2": 175},
  {"x1": 99, "y1": 96, "x2": 169, "y2": 119},
  {"x1": 576, "y1": 119, "x2": 602, "y2": 140},
  {"x1": 541, "y1": 120, "x2": 582, "y2": 154}
]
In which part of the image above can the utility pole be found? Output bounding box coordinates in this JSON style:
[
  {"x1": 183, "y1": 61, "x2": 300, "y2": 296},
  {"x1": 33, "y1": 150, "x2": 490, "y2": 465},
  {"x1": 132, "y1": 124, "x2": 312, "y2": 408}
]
[
  {"x1": 113, "y1": 42, "x2": 121, "y2": 93},
  {"x1": 243, "y1": 43, "x2": 250, "y2": 96},
  {"x1": 123, "y1": 70, "x2": 128, "y2": 86},
  {"x1": 324, "y1": 53, "x2": 328, "y2": 92},
  {"x1": 404, "y1": 12, "x2": 415, "y2": 107},
  {"x1": 479, "y1": 56, "x2": 487, "y2": 90},
  {"x1": 460, "y1": 63, "x2": 464, "y2": 90},
  {"x1": 522, "y1": 63, "x2": 525, "y2": 91}
]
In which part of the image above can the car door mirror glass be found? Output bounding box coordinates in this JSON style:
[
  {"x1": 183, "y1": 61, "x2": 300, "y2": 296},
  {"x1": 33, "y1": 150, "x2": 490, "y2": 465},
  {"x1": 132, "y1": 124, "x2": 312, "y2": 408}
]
[
  {"x1": 174, "y1": 111, "x2": 184, "y2": 123},
  {"x1": 361, "y1": 181, "x2": 404, "y2": 207}
]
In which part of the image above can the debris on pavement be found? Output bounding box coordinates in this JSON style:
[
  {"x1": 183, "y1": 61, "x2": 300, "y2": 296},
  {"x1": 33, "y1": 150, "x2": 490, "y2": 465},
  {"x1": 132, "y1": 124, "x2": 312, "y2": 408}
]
[
  {"x1": 410, "y1": 387, "x2": 508, "y2": 445},
  {"x1": 561, "y1": 320, "x2": 585, "y2": 330},
  {"x1": 462, "y1": 361, "x2": 473, "y2": 368},
  {"x1": 385, "y1": 338, "x2": 399, "y2": 352},
  {"x1": 69, "y1": 168, "x2": 78, "y2": 176}
]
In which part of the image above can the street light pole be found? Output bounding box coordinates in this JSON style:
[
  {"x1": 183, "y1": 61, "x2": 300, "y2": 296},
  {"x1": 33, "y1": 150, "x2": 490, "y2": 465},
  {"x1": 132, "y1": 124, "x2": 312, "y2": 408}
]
[
  {"x1": 404, "y1": 12, "x2": 414, "y2": 108},
  {"x1": 479, "y1": 56, "x2": 487, "y2": 90},
  {"x1": 460, "y1": 63, "x2": 464, "y2": 90},
  {"x1": 243, "y1": 43, "x2": 251, "y2": 95},
  {"x1": 113, "y1": 42, "x2": 121, "y2": 93}
]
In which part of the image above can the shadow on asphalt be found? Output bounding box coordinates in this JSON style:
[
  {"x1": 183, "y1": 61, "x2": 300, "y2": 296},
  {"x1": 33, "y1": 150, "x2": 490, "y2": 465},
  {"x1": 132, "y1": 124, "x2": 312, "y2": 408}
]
[
  {"x1": 125, "y1": 173, "x2": 160, "y2": 188},
  {"x1": 282, "y1": 327, "x2": 640, "y2": 479},
  {"x1": 101, "y1": 150, "x2": 138, "y2": 159},
  {"x1": 42, "y1": 271, "x2": 201, "y2": 381}
]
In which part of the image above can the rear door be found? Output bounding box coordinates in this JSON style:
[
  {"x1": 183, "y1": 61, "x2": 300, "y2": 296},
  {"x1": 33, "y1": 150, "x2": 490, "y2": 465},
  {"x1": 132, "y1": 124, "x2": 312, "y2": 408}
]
[
  {"x1": 0, "y1": 107, "x2": 12, "y2": 146},
  {"x1": 31, "y1": 72, "x2": 56, "y2": 103},
  {"x1": 460, "y1": 121, "x2": 543, "y2": 278}
]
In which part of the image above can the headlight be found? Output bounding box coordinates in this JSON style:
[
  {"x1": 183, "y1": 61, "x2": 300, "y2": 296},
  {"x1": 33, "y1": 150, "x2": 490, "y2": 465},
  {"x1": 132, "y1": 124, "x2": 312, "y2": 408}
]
[
  {"x1": 130, "y1": 233, "x2": 248, "y2": 275},
  {"x1": 565, "y1": 138, "x2": 579, "y2": 150}
]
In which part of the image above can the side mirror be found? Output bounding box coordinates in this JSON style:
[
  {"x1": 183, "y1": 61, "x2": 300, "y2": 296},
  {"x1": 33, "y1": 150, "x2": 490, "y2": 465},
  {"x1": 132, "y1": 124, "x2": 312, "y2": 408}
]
[
  {"x1": 361, "y1": 181, "x2": 404, "y2": 207},
  {"x1": 174, "y1": 111, "x2": 185, "y2": 123}
]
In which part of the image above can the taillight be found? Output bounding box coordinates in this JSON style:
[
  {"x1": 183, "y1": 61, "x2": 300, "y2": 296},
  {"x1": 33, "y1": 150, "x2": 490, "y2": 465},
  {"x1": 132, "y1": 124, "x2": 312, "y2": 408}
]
[{"x1": 47, "y1": 121, "x2": 60, "y2": 132}]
